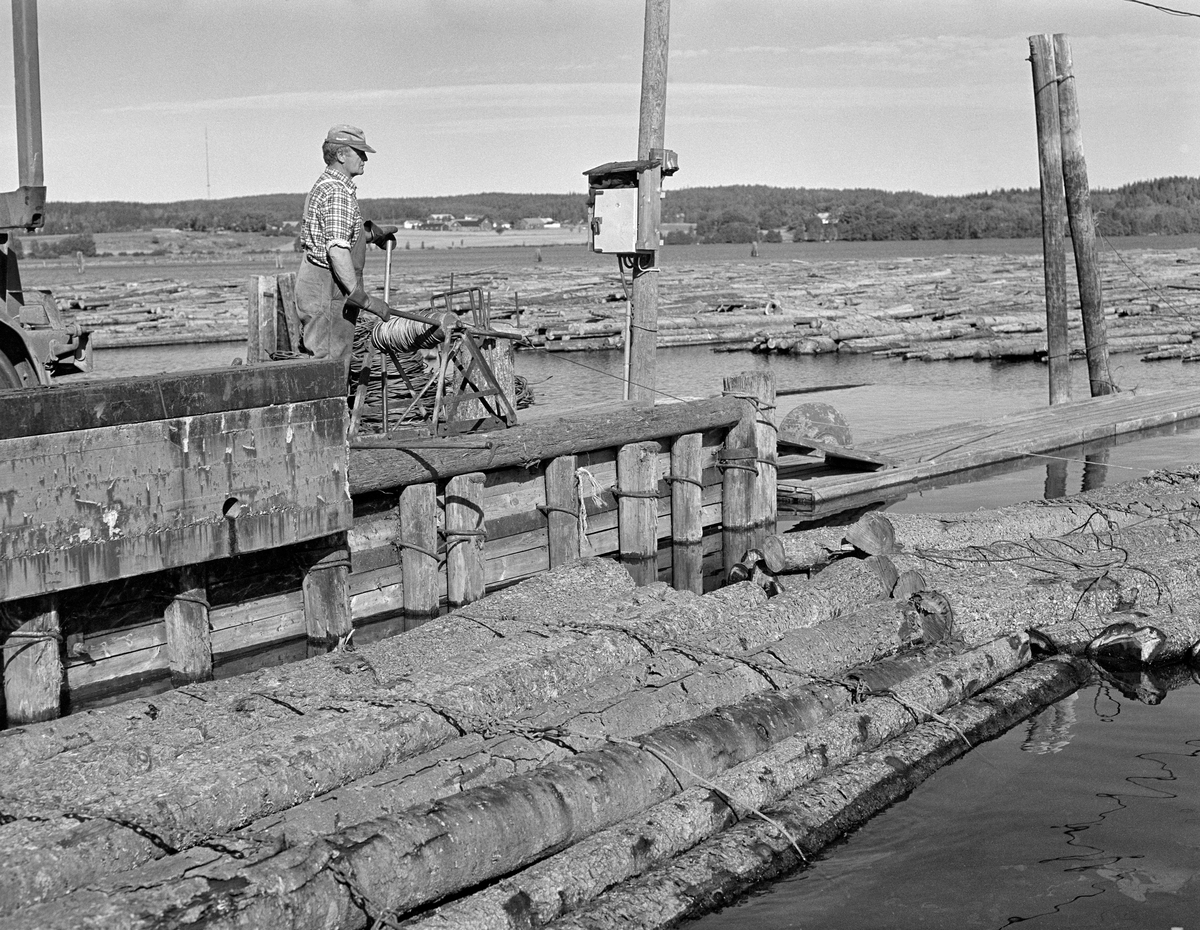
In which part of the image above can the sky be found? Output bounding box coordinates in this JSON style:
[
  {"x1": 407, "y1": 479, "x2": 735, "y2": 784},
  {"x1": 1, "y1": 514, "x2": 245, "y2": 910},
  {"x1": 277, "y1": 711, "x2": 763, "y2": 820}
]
[{"x1": 1, "y1": 0, "x2": 1198, "y2": 203}]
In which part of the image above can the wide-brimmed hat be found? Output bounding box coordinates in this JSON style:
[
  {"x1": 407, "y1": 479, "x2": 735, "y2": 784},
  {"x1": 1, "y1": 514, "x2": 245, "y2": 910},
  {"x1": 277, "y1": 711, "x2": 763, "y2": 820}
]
[{"x1": 325, "y1": 124, "x2": 375, "y2": 153}]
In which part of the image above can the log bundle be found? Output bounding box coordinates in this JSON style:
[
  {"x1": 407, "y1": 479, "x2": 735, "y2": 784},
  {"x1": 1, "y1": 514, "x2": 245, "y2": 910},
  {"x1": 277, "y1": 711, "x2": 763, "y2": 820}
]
[{"x1": 6, "y1": 464, "x2": 1200, "y2": 928}]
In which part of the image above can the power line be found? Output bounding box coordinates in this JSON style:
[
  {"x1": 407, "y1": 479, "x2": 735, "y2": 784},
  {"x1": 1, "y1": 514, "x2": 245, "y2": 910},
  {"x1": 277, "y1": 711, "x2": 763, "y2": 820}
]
[{"x1": 1122, "y1": 0, "x2": 1200, "y2": 18}]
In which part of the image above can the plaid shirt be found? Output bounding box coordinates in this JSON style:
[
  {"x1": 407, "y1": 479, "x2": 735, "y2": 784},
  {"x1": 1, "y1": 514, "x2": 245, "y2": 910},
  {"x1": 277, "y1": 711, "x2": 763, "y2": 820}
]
[{"x1": 300, "y1": 167, "x2": 361, "y2": 268}]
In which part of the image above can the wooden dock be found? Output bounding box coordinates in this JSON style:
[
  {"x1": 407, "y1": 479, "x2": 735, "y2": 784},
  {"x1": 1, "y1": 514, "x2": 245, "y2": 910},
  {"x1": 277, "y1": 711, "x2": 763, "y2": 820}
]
[{"x1": 779, "y1": 386, "x2": 1200, "y2": 517}]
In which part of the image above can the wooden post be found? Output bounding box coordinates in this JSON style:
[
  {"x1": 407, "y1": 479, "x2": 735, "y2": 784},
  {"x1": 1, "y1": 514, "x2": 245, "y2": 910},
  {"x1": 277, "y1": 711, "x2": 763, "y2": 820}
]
[
  {"x1": 3, "y1": 595, "x2": 62, "y2": 725},
  {"x1": 1029, "y1": 34, "x2": 1071, "y2": 405},
  {"x1": 277, "y1": 272, "x2": 302, "y2": 356},
  {"x1": 628, "y1": 0, "x2": 670, "y2": 406},
  {"x1": 301, "y1": 534, "x2": 352, "y2": 654},
  {"x1": 722, "y1": 372, "x2": 772, "y2": 574},
  {"x1": 738, "y1": 371, "x2": 777, "y2": 540},
  {"x1": 446, "y1": 473, "x2": 486, "y2": 608},
  {"x1": 617, "y1": 440, "x2": 661, "y2": 585},
  {"x1": 670, "y1": 432, "x2": 704, "y2": 594},
  {"x1": 164, "y1": 566, "x2": 212, "y2": 685},
  {"x1": 1054, "y1": 33, "x2": 1113, "y2": 397},
  {"x1": 246, "y1": 275, "x2": 279, "y2": 363},
  {"x1": 400, "y1": 482, "x2": 440, "y2": 627},
  {"x1": 545, "y1": 455, "x2": 580, "y2": 567}
]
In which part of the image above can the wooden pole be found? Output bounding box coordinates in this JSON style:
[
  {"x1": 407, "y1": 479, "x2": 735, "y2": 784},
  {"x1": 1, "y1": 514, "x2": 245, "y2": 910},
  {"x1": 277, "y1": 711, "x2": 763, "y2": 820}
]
[
  {"x1": 3, "y1": 594, "x2": 62, "y2": 725},
  {"x1": 445, "y1": 473, "x2": 486, "y2": 608},
  {"x1": 545, "y1": 455, "x2": 581, "y2": 567},
  {"x1": 400, "y1": 482, "x2": 440, "y2": 627},
  {"x1": 1054, "y1": 33, "x2": 1113, "y2": 397},
  {"x1": 628, "y1": 0, "x2": 670, "y2": 406},
  {"x1": 164, "y1": 566, "x2": 213, "y2": 685},
  {"x1": 670, "y1": 432, "x2": 704, "y2": 594},
  {"x1": 1029, "y1": 34, "x2": 1071, "y2": 406},
  {"x1": 617, "y1": 440, "x2": 662, "y2": 585}
]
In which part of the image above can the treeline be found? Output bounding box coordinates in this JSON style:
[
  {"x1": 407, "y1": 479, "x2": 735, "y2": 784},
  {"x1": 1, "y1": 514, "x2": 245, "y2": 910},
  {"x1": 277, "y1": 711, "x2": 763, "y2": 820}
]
[{"x1": 32, "y1": 177, "x2": 1200, "y2": 242}]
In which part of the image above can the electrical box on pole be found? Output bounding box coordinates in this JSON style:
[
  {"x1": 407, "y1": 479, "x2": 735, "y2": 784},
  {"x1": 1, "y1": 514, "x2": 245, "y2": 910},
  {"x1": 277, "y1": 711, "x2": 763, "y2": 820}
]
[{"x1": 584, "y1": 149, "x2": 678, "y2": 254}]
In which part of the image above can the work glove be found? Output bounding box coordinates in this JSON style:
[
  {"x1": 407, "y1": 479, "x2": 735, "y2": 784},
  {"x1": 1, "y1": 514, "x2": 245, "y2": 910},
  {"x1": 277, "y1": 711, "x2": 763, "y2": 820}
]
[
  {"x1": 363, "y1": 220, "x2": 398, "y2": 249},
  {"x1": 345, "y1": 285, "x2": 392, "y2": 322}
]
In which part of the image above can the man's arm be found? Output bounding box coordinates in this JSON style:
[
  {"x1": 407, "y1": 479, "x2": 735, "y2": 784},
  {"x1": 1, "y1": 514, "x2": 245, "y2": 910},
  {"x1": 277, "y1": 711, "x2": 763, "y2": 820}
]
[{"x1": 327, "y1": 244, "x2": 358, "y2": 295}]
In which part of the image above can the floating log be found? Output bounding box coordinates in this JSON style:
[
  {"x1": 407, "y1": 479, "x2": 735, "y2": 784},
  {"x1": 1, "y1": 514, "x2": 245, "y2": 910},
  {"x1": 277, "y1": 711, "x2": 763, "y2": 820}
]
[
  {"x1": 546, "y1": 656, "x2": 1091, "y2": 930},
  {"x1": 408, "y1": 634, "x2": 1031, "y2": 930}
]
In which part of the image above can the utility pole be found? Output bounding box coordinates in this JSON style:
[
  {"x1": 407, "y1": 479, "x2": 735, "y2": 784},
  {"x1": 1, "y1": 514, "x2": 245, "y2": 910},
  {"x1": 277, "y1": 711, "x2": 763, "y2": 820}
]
[
  {"x1": 628, "y1": 0, "x2": 669, "y2": 406},
  {"x1": 1029, "y1": 34, "x2": 1070, "y2": 406}
]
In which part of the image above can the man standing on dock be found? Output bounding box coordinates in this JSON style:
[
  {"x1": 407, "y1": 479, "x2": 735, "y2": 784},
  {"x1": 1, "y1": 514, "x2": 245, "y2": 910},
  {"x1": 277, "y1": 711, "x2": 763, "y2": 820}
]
[{"x1": 296, "y1": 124, "x2": 398, "y2": 361}]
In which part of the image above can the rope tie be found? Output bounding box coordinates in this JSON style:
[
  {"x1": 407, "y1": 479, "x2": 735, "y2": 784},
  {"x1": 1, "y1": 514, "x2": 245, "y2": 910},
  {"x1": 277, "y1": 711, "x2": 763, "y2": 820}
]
[
  {"x1": 537, "y1": 504, "x2": 578, "y2": 518},
  {"x1": 663, "y1": 473, "x2": 703, "y2": 489},
  {"x1": 610, "y1": 486, "x2": 662, "y2": 500},
  {"x1": 395, "y1": 539, "x2": 441, "y2": 561},
  {"x1": 722, "y1": 390, "x2": 777, "y2": 413},
  {"x1": 2, "y1": 629, "x2": 63, "y2": 643},
  {"x1": 718, "y1": 449, "x2": 759, "y2": 475}
]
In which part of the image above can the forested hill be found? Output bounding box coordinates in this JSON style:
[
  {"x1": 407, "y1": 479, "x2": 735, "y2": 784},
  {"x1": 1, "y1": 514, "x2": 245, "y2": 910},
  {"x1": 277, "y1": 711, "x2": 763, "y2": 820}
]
[{"x1": 38, "y1": 176, "x2": 1200, "y2": 241}]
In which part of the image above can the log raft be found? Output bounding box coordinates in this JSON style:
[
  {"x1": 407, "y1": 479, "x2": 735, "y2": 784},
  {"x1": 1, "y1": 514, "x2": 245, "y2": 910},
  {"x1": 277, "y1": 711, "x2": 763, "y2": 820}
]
[{"x1": 7, "y1": 309, "x2": 1200, "y2": 927}]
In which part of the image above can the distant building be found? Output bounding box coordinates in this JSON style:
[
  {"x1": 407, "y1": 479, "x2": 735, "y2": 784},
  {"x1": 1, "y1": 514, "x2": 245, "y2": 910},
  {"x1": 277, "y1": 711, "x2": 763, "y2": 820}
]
[{"x1": 514, "y1": 217, "x2": 557, "y2": 230}]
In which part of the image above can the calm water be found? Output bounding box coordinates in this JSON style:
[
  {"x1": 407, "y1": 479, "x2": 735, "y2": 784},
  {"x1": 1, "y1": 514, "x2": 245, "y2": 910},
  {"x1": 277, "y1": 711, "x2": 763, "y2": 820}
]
[{"x1": 689, "y1": 670, "x2": 1200, "y2": 930}]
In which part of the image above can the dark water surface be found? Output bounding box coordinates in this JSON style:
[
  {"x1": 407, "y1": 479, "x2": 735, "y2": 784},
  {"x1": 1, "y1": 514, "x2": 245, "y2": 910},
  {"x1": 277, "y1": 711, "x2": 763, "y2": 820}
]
[{"x1": 688, "y1": 672, "x2": 1200, "y2": 930}]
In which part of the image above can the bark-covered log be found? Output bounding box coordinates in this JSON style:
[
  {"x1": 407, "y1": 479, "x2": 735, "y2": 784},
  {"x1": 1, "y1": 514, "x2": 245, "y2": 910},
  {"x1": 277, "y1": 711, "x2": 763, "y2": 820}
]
[
  {"x1": 546, "y1": 656, "x2": 1091, "y2": 930},
  {"x1": 407, "y1": 634, "x2": 1030, "y2": 930},
  {"x1": 8, "y1": 635, "x2": 965, "y2": 930},
  {"x1": 221, "y1": 567, "x2": 911, "y2": 856},
  {"x1": 0, "y1": 558, "x2": 889, "y2": 913}
]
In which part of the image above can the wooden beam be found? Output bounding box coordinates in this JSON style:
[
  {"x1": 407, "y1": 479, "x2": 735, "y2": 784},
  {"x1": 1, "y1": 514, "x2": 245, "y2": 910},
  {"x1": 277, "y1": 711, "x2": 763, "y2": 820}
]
[
  {"x1": 1054, "y1": 33, "x2": 1112, "y2": 397},
  {"x1": 0, "y1": 358, "x2": 346, "y2": 440},
  {"x1": 351, "y1": 395, "x2": 742, "y2": 493},
  {"x1": 164, "y1": 566, "x2": 213, "y2": 685},
  {"x1": 3, "y1": 594, "x2": 62, "y2": 725},
  {"x1": 446, "y1": 473, "x2": 486, "y2": 608},
  {"x1": 545, "y1": 455, "x2": 580, "y2": 567},
  {"x1": 1, "y1": 396, "x2": 352, "y2": 602},
  {"x1": 670, "y1": 432, "x2": 703, "y2": 594},
  {"x1": 400, "y1": 482, "x2": 440, "y2": 628},
  {"x1": 1029, "y1": 34, "x2": 1071, "y2": 405},
  {"x1": 617, "y1": 441, "x2": 662, "y2": 585}
]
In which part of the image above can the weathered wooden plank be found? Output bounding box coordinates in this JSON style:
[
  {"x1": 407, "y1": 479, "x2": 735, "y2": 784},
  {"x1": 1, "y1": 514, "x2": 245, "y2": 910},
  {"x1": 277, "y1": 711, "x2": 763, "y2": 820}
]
[
  {"x1": 400, "y1": 482, "x2": 440, "y2": 628},
  {"x1": 64, "y1": 617, "x2": 165, "y2": 694},
  {"x1": 1, "y1": 398, "x2": 352, "y2": 602},
  {"x1": 209, "y1": 591, "x2": 305, "y2": 654},
  {"x1": 2, "y1": 595, "x2": 62, "y2": 725},
  {"x1": 350, "y1": 395, "x2": 744, "y2": 492},
  {"x1": 348, "y1": 564, "x2": 405, "y2": 622},
  {"x1": 447, "y1": 473, "x2": 486, "y2": 607},
  {"x1": 0, "y1": 358, "x2": 345, "y2": 440}
]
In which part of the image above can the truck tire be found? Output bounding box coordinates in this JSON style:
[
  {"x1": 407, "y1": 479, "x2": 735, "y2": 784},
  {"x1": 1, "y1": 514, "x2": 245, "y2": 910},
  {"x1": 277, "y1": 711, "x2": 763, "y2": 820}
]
[{"x1": 0, "y1": 346, "x2": 36, "y2": 389}]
